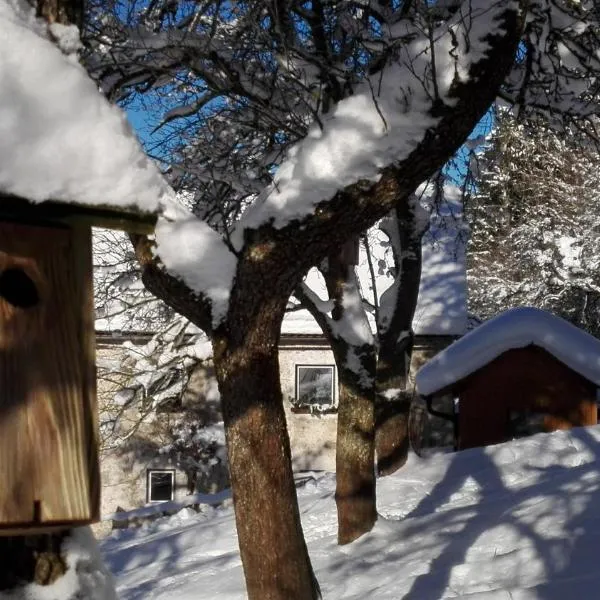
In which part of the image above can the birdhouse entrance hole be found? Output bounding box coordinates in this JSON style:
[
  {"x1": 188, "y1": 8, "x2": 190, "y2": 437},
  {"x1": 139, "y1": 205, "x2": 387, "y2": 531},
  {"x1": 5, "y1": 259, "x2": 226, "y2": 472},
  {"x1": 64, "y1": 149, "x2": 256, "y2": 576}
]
[{"x1": 0, "y1": 268, "x2": 39, "y2": 309}]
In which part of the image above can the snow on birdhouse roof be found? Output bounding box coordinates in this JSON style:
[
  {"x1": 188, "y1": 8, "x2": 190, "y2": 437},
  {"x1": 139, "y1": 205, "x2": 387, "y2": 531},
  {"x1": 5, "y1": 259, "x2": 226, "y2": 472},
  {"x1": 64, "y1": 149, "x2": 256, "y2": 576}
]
[
  {"x1": 416, "y1": 306, "x2": 600, "y2": 396},
  {"x1": 0, "y1": 0, "x2": 172, "y2": 225}
]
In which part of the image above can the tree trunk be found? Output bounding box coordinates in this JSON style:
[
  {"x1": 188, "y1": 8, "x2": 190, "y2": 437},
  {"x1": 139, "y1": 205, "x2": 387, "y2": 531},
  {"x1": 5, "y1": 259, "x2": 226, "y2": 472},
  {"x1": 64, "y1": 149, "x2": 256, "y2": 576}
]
[
  {"x1": 335, "y1": 346, "x2": 377, "y2": 545},
  {"x1": 323, "y1": 250, "x2": 378, "y2": 545},
  {"x1": 376, "y1": 204, "x2": 424, "y2": 476},
  {"x1": 294, "y1": 273, "x2": 379, "y2": 545},
  {"x1": 213, "y1": 294, "x2": 320, "y2": 600},
  {"x1": 134, "y1": 233, "x2": 320, "y2": 598},
  {"x1": 375, "y1": 335, "x2": 413, "y2": 476}
]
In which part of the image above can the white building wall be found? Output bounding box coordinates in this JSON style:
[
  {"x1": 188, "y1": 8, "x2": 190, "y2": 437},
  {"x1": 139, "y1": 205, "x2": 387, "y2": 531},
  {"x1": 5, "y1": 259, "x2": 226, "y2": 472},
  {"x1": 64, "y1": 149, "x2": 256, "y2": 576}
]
[
  {"x1": 96, "y1": 335, "x2": 454, "y2": 529},
  {"x1": 279, "y1": 344, "x2": 338, "y2": 471}
]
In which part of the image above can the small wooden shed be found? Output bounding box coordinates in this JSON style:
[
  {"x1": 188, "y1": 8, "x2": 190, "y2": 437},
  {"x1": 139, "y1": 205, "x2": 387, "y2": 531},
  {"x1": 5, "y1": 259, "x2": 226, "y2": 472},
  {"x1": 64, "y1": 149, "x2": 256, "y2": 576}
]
[{"x1": 415, "y1": 307, "x2": 600, "y2": 450}]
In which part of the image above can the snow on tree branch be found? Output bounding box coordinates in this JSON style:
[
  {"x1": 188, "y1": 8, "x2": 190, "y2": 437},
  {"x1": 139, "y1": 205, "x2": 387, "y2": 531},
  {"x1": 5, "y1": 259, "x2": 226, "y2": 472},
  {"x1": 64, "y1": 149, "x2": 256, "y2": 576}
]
[
  {"x1": 154, "y1": 209, "x2": 237, "y2": 327},
  {"x1": 329, "y1": 271, "x2": 375, "y2": 348},
  {"x1": 231, "y1": 1, "x2": 522, "y2": 242}
]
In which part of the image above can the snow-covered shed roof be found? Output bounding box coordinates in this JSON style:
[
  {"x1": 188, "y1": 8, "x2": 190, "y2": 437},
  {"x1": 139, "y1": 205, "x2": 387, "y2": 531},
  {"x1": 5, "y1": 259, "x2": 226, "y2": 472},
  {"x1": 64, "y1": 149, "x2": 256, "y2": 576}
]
[
  {"x1": 416, "y1": 306, "x2": 600, "y2": 396},
  {"x1": 0, "y1": 0, "x2": 170, "y2": 227}
]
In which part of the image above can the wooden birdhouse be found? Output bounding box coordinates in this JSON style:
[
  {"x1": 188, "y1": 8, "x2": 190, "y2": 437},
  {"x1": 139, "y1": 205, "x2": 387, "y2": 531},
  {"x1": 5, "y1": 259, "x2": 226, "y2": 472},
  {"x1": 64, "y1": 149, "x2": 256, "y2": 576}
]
[
  {"x1": 1, "y1": 0, "x2": 166, "y2": 532},
  {"x1": 0, "y1": 197, "x2": 155, "y2": 533}
]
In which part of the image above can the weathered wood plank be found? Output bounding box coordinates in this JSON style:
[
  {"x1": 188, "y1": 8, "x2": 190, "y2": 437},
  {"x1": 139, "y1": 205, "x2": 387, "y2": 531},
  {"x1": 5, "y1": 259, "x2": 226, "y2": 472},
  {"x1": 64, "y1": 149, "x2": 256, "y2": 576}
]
[
  {"x1": 0, "y1": 222, "x2": 99, "y2": 531},
  {"x1": 0, "y1": 194, "x2": 157, "y2": 234}
]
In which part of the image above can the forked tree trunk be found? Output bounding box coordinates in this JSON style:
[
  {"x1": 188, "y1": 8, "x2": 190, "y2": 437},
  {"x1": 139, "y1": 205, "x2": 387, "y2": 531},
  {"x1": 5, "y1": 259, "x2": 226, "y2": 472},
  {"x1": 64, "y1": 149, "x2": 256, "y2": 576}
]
[
  {"x1": 335, "y1": 345, "x2": 377, "y2": 544},
  {"x1": 213, "y1": 294, "x2": 319, "y2": 600},
  {"x1": 295, "y1": 274, "x2": 379, "y2": 545},
  {"x1": 376, "y1": 205, "x2": 424, "y2": 476}
]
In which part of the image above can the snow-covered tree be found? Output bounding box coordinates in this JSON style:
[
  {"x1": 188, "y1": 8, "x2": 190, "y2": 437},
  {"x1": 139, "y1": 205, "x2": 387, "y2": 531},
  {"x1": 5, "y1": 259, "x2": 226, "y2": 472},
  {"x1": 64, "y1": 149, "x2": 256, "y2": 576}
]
[
  {"x1": 293, "y1": 182, "x2": 445, "y2": 543},
  {"x1": 74, "y1": 1, "x2": 600, "y2": 598},
  {"x1": 293, "y1": 179, "x2": 449, "y2": 541},
  {"x1": 94, "y1": 228, "x2": 229, "y2": 496},
  {"x1": 468, "y1": 111, "x2": 600, "y2": 334}
]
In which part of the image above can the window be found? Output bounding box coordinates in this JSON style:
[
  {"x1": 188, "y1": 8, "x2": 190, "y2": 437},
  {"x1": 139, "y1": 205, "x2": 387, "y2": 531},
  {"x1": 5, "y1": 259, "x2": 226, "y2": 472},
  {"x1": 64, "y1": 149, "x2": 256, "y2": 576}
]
[
  {"x1": 147, "y1": 469, "x2": 175, "y2": 503},
  {"x1": 294, "y1": 365, "x2": 336, "y2": 412}
]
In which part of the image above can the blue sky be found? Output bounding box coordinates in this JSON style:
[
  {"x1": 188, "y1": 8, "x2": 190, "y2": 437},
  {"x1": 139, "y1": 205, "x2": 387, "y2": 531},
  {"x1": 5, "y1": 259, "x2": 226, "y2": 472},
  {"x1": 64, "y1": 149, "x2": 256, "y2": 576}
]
[{"x1": 126, "y1": 96, "x2": 494, "y2": 185}]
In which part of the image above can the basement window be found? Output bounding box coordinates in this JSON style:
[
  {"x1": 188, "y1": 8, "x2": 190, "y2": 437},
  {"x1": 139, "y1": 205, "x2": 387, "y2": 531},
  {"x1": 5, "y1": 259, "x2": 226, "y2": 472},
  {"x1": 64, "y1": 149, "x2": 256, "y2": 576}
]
[
  {"x1": 293, "y1": 365, "x2": 336, "y2": 413},
  {"x1": 147, "y1": 469, "x2": 175, "y2": 503}
]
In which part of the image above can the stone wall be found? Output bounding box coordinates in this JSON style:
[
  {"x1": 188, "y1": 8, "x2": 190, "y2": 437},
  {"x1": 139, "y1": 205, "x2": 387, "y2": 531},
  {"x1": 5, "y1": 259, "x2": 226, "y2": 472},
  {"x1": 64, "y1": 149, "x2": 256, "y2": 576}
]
[{"x1": 278, "y1": 340, "x2": 338, "y2": 471}]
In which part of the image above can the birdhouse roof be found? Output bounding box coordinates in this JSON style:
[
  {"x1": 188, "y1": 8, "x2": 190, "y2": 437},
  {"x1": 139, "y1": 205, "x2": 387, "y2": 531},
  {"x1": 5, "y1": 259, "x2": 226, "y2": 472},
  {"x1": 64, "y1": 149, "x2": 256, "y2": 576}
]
[
  {"x1": 0, "y1": 0, "x2": 171, "y2": 232},
  {"x1": 416, "y1": 307, "x2": 600, "y2": 396}
]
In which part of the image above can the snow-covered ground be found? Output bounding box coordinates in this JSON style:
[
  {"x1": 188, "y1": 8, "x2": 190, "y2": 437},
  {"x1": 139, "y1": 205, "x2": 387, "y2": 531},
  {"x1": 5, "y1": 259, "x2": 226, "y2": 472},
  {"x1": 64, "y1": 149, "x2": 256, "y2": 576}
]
[{"x1": 101, "y1": 426, "x2": 600, "y2": 599}]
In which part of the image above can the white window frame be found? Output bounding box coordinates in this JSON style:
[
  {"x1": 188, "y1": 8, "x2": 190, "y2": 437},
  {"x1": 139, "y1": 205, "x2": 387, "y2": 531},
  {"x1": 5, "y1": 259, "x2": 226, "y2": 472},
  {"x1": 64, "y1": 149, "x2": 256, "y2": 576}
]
[
  {"x1": 295, "y1": 364, "x2": 337, "y2": 410},
  {"x1": 146, "y1": 469, "x2": 176, "y2": 503}
]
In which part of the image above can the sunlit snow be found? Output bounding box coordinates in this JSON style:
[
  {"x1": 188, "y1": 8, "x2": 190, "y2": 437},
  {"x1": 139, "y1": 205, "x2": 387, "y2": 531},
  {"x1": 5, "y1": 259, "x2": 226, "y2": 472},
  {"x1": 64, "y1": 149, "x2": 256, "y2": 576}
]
[
  {"x1": 101, "y1": 426, "x2": 600, "y2": 599},
  {"x1": 232, "y1": 1, "x2": 514, "y2": 242}
]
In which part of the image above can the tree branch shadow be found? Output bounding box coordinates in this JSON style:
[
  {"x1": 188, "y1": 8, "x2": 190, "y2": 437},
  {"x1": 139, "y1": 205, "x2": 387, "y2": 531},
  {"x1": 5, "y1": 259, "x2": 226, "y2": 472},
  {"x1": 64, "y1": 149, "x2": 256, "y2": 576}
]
[
  {"x1": 401, "y1": 426, "x2": 600, "y2": 599},
  {"x1": 319, "y1": 426, "x2": 600, "y2": 598}
]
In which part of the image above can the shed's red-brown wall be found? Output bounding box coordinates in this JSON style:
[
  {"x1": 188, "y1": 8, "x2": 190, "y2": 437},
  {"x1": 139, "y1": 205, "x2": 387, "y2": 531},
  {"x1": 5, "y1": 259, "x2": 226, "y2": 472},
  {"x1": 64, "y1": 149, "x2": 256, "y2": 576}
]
[{"x1": 456, "y1": 346, "x2": 597, "y2": 450}]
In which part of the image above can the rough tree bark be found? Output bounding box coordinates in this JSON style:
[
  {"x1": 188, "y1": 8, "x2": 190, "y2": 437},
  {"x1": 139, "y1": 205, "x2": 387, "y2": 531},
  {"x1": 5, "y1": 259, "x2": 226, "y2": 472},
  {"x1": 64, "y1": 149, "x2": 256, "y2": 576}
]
[
  {"x1": 334, "y1": 341, "x2": 377, "y2": 544},
  {"x1": 133, "y1": 6, "x2": 526, "y2": 596},
  {"x1": 324, "y1": 247, "x2": 377, "y2": 545},
  {"x1": 375, "y1": 202, "x2": 424, "y2": 476},
  {"x1": 213, "y1": 296, "x2": 320, "y2": 598}
]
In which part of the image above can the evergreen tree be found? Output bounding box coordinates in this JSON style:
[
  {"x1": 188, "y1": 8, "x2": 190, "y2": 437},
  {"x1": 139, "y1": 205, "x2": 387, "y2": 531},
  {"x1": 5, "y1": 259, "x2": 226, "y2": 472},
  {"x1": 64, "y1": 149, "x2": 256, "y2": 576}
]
[{"x1": 468, "y1": 112, "x2": 600, "y2": 335}]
